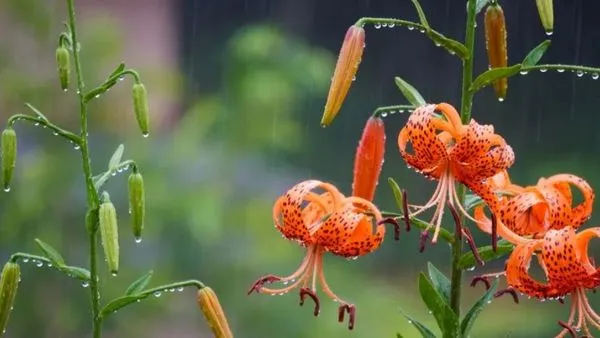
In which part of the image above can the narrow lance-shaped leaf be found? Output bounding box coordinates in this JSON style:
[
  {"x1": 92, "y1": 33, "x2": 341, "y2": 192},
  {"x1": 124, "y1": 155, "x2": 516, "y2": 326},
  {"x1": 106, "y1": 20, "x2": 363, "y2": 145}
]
[
  {"x1": 34, "y1": 238, "x2": 65, "y2": 266},
  {"x1": 399, "y1": 308, "x2": 437, "y2": 338},
  {"x1": 100, "y1": 295, "x2": 145, "y2": 318},
  {"x1": 125, "y1": 270, "x2": 154, "y2": 296},
  {"x1": 522, "y1": 40, "x2": 551, "y2": 67},
  {"x1": 388, "y1": 177, "x2": 404, "y2": 211},
  {"x1": 469, "y1": 64, "x2": 522, "y2": 92},
  {"x1": 427, "y1": 262, "x2": 451, "y2": 304},
  {"x1": 418, "y1": 273, "x2": 459, "y2": 338},
  {"x1": 394, "y1": 76, "x2": 426, "y2": 107},
  {"x1": 461, "y1": 279, "x2": 499, "y2": 336},
  {"x1": 108, "y1": 144, "x2": 124, "y2": 170},
  {"x1": 458, "y1": 244, "x2": 514, "y2": 270},
  {"x1": 426, "y1": 31, "x2": 469, "y2": 59},
  {"x1": 58, "y1": 265, "x2": 91, "y2": 282}
]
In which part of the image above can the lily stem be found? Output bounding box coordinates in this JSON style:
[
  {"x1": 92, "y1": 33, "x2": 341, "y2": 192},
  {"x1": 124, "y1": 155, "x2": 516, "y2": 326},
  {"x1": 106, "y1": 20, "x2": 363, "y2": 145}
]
[
  {"x1": 66, "y1": 0, "x2": 102, "y2": 337},
  {"x1": 451, "y1": 0, "x2": 477, "y2": 321}
]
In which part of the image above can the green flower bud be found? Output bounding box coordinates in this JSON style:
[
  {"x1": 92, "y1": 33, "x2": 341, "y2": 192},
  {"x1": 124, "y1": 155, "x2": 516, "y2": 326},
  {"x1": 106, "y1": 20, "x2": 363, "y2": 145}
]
[
  {"x1": 99, "y1": 193, "x2": 119, "y2": 275},
  {"x1": 132, "y1": 83, "x2": 150, "y2": 137},
  {"x1": 128, "y1": 171, "x2": 145, "y2": 242},
  {"x1": 55, "y1": 46, "x2": 70, "y2": 91},
  {"x1": 1, "y1": 128, "x2": 17, "y2": 192},
  {"x1": 535, "y1": 0, "x2": 554, "y2": 35},
  {"x1": 0, "y1": 262, "x2": 20, "y2": 336}
]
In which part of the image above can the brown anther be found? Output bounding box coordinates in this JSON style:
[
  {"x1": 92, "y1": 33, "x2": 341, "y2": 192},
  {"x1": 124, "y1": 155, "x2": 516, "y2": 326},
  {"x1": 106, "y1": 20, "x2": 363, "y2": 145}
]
[
  {"x1": 247, "y1": 275, "x2": 281, "y2": 295},
  {"x1": 378, "y1": 217, "x2": 401, "y2": 240},
  {"x1": 462, "y1": 227, "x2": 484, "y2": 266},
  {"x1": 491, "y1": 212, "x2": 498, "y2": 252},
  {"x1": 299, "y1": 287, "x2": 320, "y2": 316},
  {"x1": 494, "y1": 288, "x2": 519, "y2": 304},
  {"x1": 448, "y1": 204, "x2": 463, "y2": 241},
  {"x1": 470, "y1": 276, "x2": 491, "y2": 290},
  {"x1": 338, "y1": 303, "x2": 356, "y2": 330},
  {"x1": 558, "y1": 320, "x2": 576, "y2": 338},
  {"x1": 402, "y1": 190, "x2": 411, "y2": 231},
  {"x1": 419, "y1": 231, "x2": 429, "y2": 253}
]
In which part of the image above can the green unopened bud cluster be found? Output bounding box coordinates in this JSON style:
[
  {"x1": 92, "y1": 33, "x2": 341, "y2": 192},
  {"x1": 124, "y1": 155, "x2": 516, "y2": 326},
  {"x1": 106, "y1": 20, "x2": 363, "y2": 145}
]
[
  {"x1": 0, "y1": 262, "x2": 20, "y2": 336},
  {"x1": 132, "y1": 83, "x2": 150, "y2": 137},
  {"x1": 128, "y1": 170, "x2": 145, "y2": 242},
  {"x1": 99, "y1": 192, "x2": 119, "y2": 275},
  {"x1": 55, "y1": 46, "x2": 71, "y2": 91},
  {"x1": 1, "y1": 128, "x2": 17, "y2": 192}
]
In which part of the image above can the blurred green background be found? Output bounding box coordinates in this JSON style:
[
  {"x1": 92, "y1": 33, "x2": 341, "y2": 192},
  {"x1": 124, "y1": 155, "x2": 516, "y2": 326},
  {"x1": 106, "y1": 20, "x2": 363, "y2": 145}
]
[{"x1": 1, "y1": 0, "x2": 600, "y2": 337}]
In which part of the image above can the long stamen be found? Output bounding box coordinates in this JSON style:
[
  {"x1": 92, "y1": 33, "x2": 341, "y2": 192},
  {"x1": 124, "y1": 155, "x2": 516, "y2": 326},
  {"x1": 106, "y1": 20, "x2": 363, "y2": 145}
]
[
  {"x1": 449, "y1": 176, "x2": 480, "y2": 224},
  {"x1": 431, "y1": 174, "x2": 450, "y2": 243},
  {"x1": 580, "y1": 288, "x2": 600, "y2": 325},
  {"x1": 409, "y1": 175, "x2": 446, "y2": 217},
  {"x1": 317, "y1": 251, "x2": 348, "y2": 304},
  {"x1": 254, "y1": 247, "x2": 316, "y2": 294}
]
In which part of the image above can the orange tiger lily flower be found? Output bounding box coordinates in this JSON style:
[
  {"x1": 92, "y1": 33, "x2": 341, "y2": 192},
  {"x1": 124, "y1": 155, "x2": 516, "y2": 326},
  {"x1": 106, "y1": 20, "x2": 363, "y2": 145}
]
[
  {"x1": 248, "y1": 180, "x2": 397, "y2": 330},
  {"x1": 474, "y1": 172, "x2": 594, "y2": 239},
  {"x1": 506, "y1": 226, "x2": 600, "y2": 337},
  {"x1": 397, "y1": 103, "x2": 514, "y2": 244},
  {"x1": 320, "y1": 25, "x2": 365, "y2": 127}
]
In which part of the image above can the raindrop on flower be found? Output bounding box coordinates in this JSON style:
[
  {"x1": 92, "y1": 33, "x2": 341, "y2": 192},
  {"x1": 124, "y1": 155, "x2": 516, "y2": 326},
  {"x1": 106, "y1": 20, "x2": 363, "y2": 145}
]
[{"x1": 352, "y1": 75, "x2": 356, "y2": 82}]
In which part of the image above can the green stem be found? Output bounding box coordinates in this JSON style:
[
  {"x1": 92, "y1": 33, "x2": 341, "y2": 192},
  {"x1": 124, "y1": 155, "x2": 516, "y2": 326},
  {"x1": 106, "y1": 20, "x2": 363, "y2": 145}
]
[
  {"x1": 7, "y1": 114, "x2": 81, "y2": 145},
  {"x1": 371, "y1": 104, "x2": 415, "y2": 118},
  {"x1": 521, "y1": 63, "x2": 600, "y2": 74},
  {"x1": 66, "y1": 0, "x2": 102, "y2": 337},
  {"x1": 98, "y1": 280, "x2": 206, "y2": 319},
  {"x1": 451, "y1": 0, "x2": 477, "y2": 321}
]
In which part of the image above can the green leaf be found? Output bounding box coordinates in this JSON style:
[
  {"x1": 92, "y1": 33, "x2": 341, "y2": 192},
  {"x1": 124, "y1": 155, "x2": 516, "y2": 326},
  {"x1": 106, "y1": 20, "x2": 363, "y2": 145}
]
[
  {"x1": 461, "y1": 279, "x2": 499, "y2": 336},
  {"x1": 58, "y1": 265, "x2": 91, "y2": 281},
  {"x1": 475, "y1": 0, "x2": 492, "y2": 15},
  {"x1": 99, "y1": 295, "x2": 145, "y2": 318},
  {"x1": 410, "y1": 0, "x2": 430, "y2": 28},
  {"x1": 458, "y1": 244, "x2": 514, "y2": 270},
  {"x1": 522, "y1": 40, "x2": 551, "y2": 67},
  {"x1": 464, "y1": 194, "x2": 484, "y2": 211},
  {"x1": 418, "y1": 273, "x2": 459, "y2": 338},
  {"x1": 108, "y1": 62, "x2": 126, "y2": 80},
  {"x1": 34, "y1": 238, "x2": 65, "y2": 266},
  {"x1": 24, "y1": 103, "x2": 49, "y2": 122},
  {"x1": 427, "y1": 262, "x2": 451, "y2": 304},
  {"x1": 125, "y1": 270, "x2": 154, "y2": 296},
  {"x1": 108, "y1": 144, "x2": 125, "y2": 170},
  {"x1": 399, "y1": 308, "x2": 437, "y2": 338},
  {"x1": 469, "y1": 64, "x2": 522, "y2": 92},
  {"x1": 388, "y1": 177, "x2": 404, "y2": 211},
  {"x1": 427, "y1": 30, "x2": 469, "y2": 59},
  {"x1": 394, "y1": 76, "x2": 426, "y2": 107}
]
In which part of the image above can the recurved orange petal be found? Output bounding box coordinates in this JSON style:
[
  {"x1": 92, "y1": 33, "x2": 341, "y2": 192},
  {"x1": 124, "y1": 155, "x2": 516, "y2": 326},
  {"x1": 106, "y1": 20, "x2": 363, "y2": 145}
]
[
  {"x1": 500, "y1": 189, "x2": 547, "y2": 235},
  {"x1": 398, "y1": 104, "x2": 448, "y2": 179},
  {"x1": 505, "y1": 240, "x2": 550, "y2": 299}
]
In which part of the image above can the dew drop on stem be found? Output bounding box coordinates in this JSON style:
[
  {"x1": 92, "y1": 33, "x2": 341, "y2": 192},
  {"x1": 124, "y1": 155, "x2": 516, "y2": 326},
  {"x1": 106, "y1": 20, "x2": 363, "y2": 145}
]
[
  {"x1": 153, "y1": 291, "x2": 162, "y2": 298},
  {"x1": 592, "y1": 73, "x2": 599, "y2": 80},
  {"x1": 176, "y1": 287, "x2": 184, "y2": 292},
  {"x1": 3, "y1": 187, "x2": 10, "y2": 192},
  {"x1": 374, "y1": 23, "x2": 381, "y2": 29}
]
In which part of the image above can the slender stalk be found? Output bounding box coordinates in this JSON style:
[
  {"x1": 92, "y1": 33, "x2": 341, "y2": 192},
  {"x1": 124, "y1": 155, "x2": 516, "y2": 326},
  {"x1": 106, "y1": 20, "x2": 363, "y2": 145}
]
[
  {"x1": 450, "y1": 0, "x2": 478, "y2": 319},
  {"x1": 66, "y1": 0, "x2": 102, "y2": 337}
]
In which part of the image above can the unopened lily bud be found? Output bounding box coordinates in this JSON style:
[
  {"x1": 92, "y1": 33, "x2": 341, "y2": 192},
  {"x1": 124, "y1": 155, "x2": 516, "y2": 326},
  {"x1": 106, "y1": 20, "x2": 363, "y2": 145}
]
[
  {"x1": 535, "y1": 0, "x2": 554, "y2": 35},
  {"x1": 1, "y1": 128, "x2": 17, "y2": 192},
  {"x1": 132, "y1": 83, "x2": 150, "y2": 137},
  {"x1": 320, "y1": 24, "x2": 365, "y2": 127},
  {"x1": 128, "y1": 171, "x2": 145, "y2": 242},
  {"x1": 484, "y1": 2, "x2": 508, "y2": 101},
  {"x1": 352, "y1": 116, "x2": 385, "y2": 202},
  {"x1": 197, "y1": 287, "x2": 233, "y2": 338},
  {"x1": 99, "y1": 193, "x2": 119, "y2": 275},
  {"x1": 55, "y1": 46, "x2": 70, "y2": 91},
  {"x1": 0, "y1": 262, "x2": 20, "y2": 336}
]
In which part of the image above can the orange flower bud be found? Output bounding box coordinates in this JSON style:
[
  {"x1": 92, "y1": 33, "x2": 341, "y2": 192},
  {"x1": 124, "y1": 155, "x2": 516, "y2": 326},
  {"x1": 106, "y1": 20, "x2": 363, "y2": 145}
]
[
  {"x1": 320, "y1": 25, "x2": 365, "y2": 127},
  {"x1": 484, "y1": 2, "x2": 508, "y2": 101},
  {"x1": 197, "y1": 287, "x2": 233, "y2": 338},
  {"x1": 352, "y1": 116, "x2": 385, "y2": 201}
]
